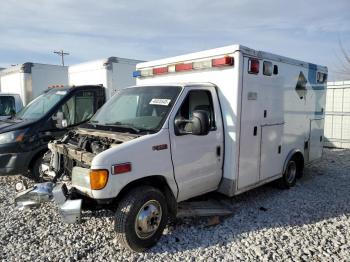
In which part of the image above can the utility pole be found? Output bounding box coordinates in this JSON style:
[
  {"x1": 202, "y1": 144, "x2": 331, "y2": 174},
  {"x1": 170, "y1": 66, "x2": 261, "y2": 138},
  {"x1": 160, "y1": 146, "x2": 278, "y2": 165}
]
[{"x1": 54, "y1": 50, "x2": 70, "y2": 66}]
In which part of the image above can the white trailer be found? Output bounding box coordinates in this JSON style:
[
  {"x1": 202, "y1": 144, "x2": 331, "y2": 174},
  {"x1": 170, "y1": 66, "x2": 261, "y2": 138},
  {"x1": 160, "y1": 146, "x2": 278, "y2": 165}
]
[
  {"x1": 324, "y1": 80, "x2": 350, "y2": 148},
  {"x1": 0, "y1": 63, "x2": 68, "y2": 106},
  {"x1": 22, "y1": 44, "x2": 327, "y2": 251},
  {"x1": 68, "y1": 57, "x2": 143, "y2": 99}
]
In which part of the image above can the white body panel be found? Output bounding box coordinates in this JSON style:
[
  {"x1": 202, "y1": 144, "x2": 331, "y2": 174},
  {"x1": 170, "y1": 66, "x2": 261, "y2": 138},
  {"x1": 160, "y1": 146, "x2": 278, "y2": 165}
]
[
  {"x1": 68, "y1": 57, "x2": 142, "y2": 100},
  {"x1": 324, "y1": 80, "x2": 350, "y2": 148},
  {"x1": 0, "y1": 63, "x2": 68, "y2": 105}
]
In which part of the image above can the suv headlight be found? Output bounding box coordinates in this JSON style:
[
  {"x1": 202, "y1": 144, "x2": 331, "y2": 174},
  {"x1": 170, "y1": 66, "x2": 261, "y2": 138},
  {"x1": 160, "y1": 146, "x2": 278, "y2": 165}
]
[{"x1": 0, "y1": 129, "x2": 27, "y2": 144}]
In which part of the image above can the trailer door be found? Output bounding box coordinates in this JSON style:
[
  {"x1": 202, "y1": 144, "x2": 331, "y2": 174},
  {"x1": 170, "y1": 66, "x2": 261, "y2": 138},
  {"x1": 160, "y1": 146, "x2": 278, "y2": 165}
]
[{"x1": 309, "y1": 119, "x2": 324, "y2": 161}]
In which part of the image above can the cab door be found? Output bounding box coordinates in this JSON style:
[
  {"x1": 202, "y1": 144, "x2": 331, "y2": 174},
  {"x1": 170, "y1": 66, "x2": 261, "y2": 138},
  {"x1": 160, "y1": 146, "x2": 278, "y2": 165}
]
[{"x1": 169, "y1": 86, "x2": 224, "y2": 202}]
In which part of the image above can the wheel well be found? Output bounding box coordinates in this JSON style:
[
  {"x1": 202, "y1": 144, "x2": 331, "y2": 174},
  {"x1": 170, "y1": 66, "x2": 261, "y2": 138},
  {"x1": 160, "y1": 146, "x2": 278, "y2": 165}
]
[
  {"x1": 28, "y1": 148, "x2": 48, "y2": 170},
  {"x1": 115, "y1": 176, "x2": 177, "y2": 218},
  {"x1": 291, "y1": 151, "x2": 304, "y2": 177}
]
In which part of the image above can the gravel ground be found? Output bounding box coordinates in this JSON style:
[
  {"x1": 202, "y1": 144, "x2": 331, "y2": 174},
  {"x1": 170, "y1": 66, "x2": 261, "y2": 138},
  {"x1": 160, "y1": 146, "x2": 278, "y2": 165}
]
[{"x1": 1, "y1": 148, "x2": 350, "y2": 261}]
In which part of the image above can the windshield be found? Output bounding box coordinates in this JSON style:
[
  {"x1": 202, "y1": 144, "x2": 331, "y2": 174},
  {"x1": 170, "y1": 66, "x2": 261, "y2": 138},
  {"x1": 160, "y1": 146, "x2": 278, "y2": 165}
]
[
  {"x1": 90, "y1": 86, "x2": 182, "y2": 133},
  {"x1": 17, "y1": 89, "x2": 68, "y2": 120},
  {"x1": 0, "y1": 96, "x2": 16, "y2": 116}
]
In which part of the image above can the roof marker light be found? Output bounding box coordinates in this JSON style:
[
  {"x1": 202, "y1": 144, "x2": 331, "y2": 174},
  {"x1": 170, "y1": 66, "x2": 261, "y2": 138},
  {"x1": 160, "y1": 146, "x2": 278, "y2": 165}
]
[
  {"x1": 140, "y1": 68, "x2": 153, "y2": 77},
  {"x1": 193, "y1": 60, "x2": 212, "y2": 70},
  {"x1": 153, "y1": 66, "x2": 168, "y2": 75},
  {"x1": 132, "y1": 70, "x2": 141, "y2": 77},
  {"x1": 175, "y1": 63, "x2": 193, "y2": 72},
  {"x1": 168, "y1": 65, "x2": 176, "y2": 73},
  {"x1": 248, "y1": 58, "x2": 259, "y2": 74},
  {"x1": 212, "y1": 56, "x2": 234, "y2": 67}
]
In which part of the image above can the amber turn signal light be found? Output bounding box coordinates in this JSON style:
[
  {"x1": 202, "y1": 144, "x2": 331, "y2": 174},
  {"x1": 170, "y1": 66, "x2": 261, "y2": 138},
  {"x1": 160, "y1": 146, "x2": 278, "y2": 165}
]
[{"x1": 90, "y1": 169, "x2": 109, "y2": 190}]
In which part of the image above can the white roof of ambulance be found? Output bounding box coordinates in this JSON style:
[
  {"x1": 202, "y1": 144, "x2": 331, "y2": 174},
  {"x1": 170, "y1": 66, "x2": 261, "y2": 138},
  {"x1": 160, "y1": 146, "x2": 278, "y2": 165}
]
[{"x1": 137, "y1": 44, "x2": 327, "y2": 71}]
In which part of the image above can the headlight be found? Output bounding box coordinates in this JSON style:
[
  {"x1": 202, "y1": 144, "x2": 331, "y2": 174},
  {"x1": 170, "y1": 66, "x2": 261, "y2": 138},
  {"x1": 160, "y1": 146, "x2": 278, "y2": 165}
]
[{"x1": 0, "y1": 129, "x2": 27, "y2": 144}]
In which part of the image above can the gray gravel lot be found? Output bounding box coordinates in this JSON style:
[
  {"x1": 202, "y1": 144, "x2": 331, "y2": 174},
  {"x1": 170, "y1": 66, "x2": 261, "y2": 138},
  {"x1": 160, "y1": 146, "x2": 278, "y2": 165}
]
[{"x1": 1, "y1": 148, "x2": 350, "y2": 261}]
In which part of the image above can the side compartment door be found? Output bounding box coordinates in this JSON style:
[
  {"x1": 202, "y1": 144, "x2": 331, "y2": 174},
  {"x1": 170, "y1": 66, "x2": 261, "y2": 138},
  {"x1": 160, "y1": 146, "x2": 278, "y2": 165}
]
[
  {"x1": 260, "y1": 124, "x2": 284, "y2": 180},
  {"x1": 309, "y1": 119, "x2": 324, "y2": 161},
  {"x1": 169, "y1": 86, "x2": 224, "y2": 202}
]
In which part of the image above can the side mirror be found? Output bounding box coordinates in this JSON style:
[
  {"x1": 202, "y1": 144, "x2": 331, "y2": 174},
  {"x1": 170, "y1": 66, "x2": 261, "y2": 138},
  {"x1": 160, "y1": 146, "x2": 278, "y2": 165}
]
[
  {"x1": 191, "y1": 110, "x2": 210, "y2": 136},
  {"x1": 174, "y1": 110, "x2": 210, "y2": 136},
  {"x1": 52, "y1": 112, "x2": 68, "y2": 129}
]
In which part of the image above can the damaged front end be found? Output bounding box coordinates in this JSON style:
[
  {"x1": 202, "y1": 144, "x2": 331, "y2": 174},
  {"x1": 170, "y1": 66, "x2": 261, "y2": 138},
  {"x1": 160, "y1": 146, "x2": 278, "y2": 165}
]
[{"x1": 14, "y1": 128, "x2": 137, "y2": 223}]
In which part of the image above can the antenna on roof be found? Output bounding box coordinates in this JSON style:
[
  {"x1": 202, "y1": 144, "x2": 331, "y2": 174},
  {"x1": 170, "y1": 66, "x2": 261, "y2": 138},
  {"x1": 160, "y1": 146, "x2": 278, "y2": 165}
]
[{"x1": 54, "y1": 50, "x2": 70, "y2": 66}]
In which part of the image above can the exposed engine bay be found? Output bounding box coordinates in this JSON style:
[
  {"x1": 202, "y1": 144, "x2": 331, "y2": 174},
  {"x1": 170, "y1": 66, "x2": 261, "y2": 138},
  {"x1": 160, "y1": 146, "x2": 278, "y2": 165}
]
[{"x1": 44, "y1": 128, "x2": 139, "y2": 181}]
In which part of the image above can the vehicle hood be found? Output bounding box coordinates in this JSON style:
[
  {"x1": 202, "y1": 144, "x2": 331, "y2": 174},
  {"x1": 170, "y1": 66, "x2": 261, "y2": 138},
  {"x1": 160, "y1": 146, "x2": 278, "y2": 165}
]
[{"x1": 0, "y1": 118, "x2": 36, "y2": 133}]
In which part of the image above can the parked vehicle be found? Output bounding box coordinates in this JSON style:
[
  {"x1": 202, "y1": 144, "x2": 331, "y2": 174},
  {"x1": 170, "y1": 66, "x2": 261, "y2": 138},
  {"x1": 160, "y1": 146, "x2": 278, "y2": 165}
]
[
  {"x1": 0, "y1": 63, "x2": 68, "y2": 106},
  {"x1": 68, "y1": 57, "x2": 143, "y2": 99},
  {"x1": 0, "y1": 93, "x2": 23, "y2": 120},
  {"x1": 0, "y1": 85, "x2": 105, "y2": 179},
  {"x1": 16, "y1": 45, "x2": 327, "y2": 251}
]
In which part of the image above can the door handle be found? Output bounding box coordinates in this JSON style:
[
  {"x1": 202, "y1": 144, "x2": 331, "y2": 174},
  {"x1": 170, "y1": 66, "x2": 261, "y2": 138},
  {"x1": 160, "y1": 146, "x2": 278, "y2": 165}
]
[{"x1": 216, "y1": 146, "x2": 221, "y2": 157}]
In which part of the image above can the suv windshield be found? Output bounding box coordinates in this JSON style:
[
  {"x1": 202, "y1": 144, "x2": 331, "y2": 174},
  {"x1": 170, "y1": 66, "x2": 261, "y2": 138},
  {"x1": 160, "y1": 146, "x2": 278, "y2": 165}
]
[
  {"x1": 0, "y1": 96, "x2": 16, "y2": 116},
  {"x1": 90, "y1": 86, "x2": 182, "y2": 133},
  {"x1": 17, "y1": 88, "x2": 68, "y2": 120}
]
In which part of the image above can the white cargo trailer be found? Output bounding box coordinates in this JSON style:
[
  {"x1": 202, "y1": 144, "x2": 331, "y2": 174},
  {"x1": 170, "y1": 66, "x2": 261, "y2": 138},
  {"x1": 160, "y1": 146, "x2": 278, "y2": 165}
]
[
  {"x1": 324, "y1": 80, "x2": 350, "y2": 148},
  {"x1": 0, "y1": 63, "x2": 68, "y2": 106},
  {"x1": 68, "y1": 57, "x2": 143, "y2": 99},
  {"x1": 21, "y1": 45, "x2": 327, "y2": 251}
]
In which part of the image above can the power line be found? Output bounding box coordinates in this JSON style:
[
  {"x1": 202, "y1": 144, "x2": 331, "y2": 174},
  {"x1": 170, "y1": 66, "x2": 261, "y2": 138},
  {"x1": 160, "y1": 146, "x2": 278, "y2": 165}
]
[{"x1": 54, "y1": 50, "x2": 70, "y2": 66}]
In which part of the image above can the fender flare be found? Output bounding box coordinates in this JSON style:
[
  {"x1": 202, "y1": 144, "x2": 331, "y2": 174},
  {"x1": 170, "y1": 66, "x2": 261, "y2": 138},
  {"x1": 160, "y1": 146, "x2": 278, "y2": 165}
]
[{"x1": 282, "y1": 149, "x2": 304, "y2": 174}]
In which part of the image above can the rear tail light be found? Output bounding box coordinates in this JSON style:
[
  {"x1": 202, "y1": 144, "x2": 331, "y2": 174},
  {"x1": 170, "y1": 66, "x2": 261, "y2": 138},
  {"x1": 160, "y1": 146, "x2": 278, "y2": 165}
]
[
  {"x1": 90, "y1": 169, "x2": 109, "y2": 190},
  {"x1": 112, "y1": 163, "x2": 132, "y2": 175}
]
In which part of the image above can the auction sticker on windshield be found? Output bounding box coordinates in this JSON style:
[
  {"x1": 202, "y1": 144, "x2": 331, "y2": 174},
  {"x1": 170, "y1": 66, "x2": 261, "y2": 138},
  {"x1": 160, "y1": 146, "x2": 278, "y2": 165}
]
[{"x1": 150, "y1": 98, "x2": 171, "y2": 106}]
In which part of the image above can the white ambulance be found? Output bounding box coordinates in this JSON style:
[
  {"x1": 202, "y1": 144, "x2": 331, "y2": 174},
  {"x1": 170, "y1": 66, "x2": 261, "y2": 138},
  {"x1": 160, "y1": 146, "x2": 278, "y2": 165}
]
[{"x1": 18, "y1": 45, "x2": 327, "y2": 251}]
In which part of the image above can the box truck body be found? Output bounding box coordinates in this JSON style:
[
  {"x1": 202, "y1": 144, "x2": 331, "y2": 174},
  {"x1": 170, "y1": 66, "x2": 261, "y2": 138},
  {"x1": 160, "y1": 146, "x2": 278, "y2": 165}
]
[
  {"x1": 0, "y1": 63, "x2": 68, "y2": 106},
  {"x1": 68, "y1": 57, "x2": 142, "y2": 100},
  {"x1": 19, "y1": 45, "x2": 327, "y2": 251},
  {"x1": 324, "y1": 80, "x2": 350, "y2": 148}
]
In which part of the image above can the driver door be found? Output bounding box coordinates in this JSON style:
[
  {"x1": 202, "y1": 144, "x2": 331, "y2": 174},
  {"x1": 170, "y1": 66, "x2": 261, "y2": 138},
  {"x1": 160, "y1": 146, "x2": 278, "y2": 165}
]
[{"x1": 169, "y1": 86, "x2": 224, "y2": 202}]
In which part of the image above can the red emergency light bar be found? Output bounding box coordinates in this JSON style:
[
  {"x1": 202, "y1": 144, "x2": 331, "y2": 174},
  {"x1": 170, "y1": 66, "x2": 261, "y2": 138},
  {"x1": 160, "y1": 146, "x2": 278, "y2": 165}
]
[
  {"x1": 153, "y1": 66, "x2": 168, "y2": 75},
  {"x1": 133, "y1": 55, "x2": 234, "y2": 78},
  {"x1": 212, "y1": 56, "x2": 234, "y2": 67},
  {"x1": 175, "y1": 63, "x2": 193, "y2": 72}
]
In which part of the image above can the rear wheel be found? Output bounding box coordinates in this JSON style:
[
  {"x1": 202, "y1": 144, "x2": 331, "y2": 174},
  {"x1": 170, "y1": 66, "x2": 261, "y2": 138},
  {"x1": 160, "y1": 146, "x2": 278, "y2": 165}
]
[
  {"x1": 114, "y1": 186, "x2": 168, "y2": 252},
  {"x1": 278, "y1": 158, "x2": 297, "y2": 189}
]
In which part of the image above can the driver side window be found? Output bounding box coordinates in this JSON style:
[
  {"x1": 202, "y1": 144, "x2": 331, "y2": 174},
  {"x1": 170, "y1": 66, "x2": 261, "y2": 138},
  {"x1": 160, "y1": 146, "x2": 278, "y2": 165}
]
[
  {"x1": 58, "y1": 91, "x2": 95, "y2": 126},
  {"x1": 176, "y1": 90, "x2": 215, "y2": 133}
]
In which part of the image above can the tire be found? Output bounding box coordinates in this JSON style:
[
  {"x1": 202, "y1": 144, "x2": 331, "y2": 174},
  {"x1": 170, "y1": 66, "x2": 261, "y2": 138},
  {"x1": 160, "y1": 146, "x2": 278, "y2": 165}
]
[
  {"x1": 114, "y1": 186, "x2": 168, "y2": 252},
  {"x1": 29, "y1": 151, "x2": 51, "y2": 182},
  {"x1": 278, "y1": 158, "x2": 297, "y2": 189}
]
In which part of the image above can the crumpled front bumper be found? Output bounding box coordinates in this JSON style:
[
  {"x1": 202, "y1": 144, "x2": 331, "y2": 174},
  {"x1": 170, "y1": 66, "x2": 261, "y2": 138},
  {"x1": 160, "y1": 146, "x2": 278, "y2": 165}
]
[{"x1": 14, "y1": 182, "x2": 82, "y2": 224}]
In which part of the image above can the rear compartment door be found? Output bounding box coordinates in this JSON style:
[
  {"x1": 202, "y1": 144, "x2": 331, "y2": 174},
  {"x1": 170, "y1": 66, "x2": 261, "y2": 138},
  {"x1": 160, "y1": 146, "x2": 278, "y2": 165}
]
[
  {"x1": 309, "y1": 119, "x2": 324, "y2": 161},
  {"x1": 259, "y1": 124, "x2": 284, "y2": 180}
]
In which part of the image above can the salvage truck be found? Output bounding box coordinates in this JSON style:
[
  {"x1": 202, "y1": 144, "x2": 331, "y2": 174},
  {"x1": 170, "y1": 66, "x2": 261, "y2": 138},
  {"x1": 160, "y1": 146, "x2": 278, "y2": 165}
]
[{"x1": 16, "y1": 45, "x2": 327, "y2": 251}]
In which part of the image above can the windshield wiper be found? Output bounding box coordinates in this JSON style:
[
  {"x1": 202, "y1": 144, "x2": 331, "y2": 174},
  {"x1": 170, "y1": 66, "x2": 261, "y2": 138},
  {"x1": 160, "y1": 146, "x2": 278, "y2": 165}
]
[{"x1": 104, "y1": 122, "x2": 140, "y2": 133}]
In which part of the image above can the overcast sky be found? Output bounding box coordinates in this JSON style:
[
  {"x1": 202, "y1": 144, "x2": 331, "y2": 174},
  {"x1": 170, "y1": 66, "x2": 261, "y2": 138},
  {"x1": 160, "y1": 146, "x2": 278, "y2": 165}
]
[{"x1": 0, "y1": 0, "x2": 349, "y2": 80}]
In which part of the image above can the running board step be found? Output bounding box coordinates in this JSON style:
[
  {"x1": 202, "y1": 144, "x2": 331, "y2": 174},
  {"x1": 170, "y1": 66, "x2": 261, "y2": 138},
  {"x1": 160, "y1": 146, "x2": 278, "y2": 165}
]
[{"x1": 176, "y1": 200, "x2": 233, "y2": 218}]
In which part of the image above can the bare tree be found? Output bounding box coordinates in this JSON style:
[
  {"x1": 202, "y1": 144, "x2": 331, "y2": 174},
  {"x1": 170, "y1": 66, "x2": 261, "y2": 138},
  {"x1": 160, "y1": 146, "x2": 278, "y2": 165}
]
[{"x1": 335, "y1": 39, "x2": 350, "y2": 78}]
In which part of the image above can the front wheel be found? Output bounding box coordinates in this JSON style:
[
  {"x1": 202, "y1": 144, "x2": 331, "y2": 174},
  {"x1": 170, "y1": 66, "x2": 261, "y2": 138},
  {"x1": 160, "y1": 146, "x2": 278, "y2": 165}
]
[
  {"x1": 30, "y1": 151, "x2": 51, "y2": 182},
  {"x1": 114, "y1": 186, "x2": 168, "y2": 252}
]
